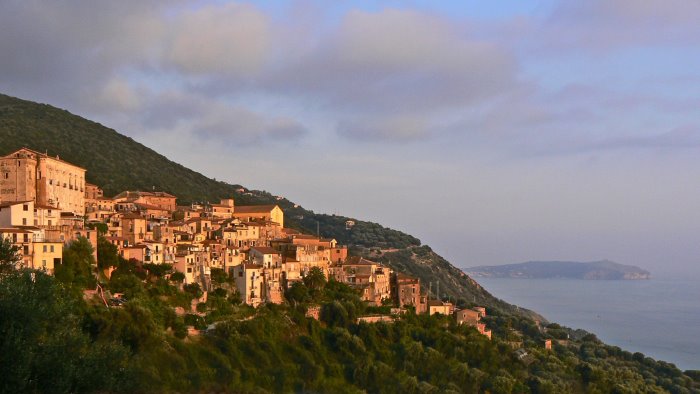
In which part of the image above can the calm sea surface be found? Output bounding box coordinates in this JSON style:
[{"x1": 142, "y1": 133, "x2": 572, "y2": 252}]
[{"x1": 474, "y1": 277, "x2": 700, "y2": 371}]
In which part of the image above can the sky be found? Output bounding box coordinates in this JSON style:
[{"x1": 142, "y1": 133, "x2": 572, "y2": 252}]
[{"x1": 2, "y1": 0, "x2": 700, "y2": 277}]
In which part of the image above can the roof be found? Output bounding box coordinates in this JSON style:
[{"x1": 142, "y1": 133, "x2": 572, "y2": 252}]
[
  {"x1": 293, "y1": 234, "x2": 317, "y2": 239},
  {"x1": 60, "y1": 212, "x2": 81, "y2": 218},
  {"x1": 251, "y1": 246, "x2": 280, "y2": 255},
  {"x1": 124, "y1": 244, "x2": 148, "y2": 249},
  {"x1": 16, "y1": 225, "x2": 41, "y2": 230},
  {"x1": 0, "y1": 227, "x2": 32, "y2": 233},
  {"x1": 34, "y1": 204, "x2": 57, "y2": 210},
  {"x1": 113, "y1": 191, "x2": 176, "y2": 200},
  {"x1": 135, "y1": 202, "x2": 168, "y2": 211},
  {"x1": 2, "y1": 148, "x2": 86, "y2": 171},
  {"x1": 121, "y1": 213, "x2": 145, "y2": 220},
  {"x1": 185, "y1": 217, "x2": 210, "y2": 224},
  {"x1": 396, "y1": 273, "x2": 419, "y2": 282},
  {"x1": 345, "y1": 256, "x2": 377, "y2": 266},
  {"x1": 242, "y1": 263, "x2": 264, "y2": 270},
  {"x1": 0, "y1": 200, "x2": 32, "y2": 208},
  {"x1": 211, "y1": 203, "x2": 233, "y2": 208},
  {"x1": 233, "y1": 205, "x2": 279, "y2": 214},
  {"x1": 427, "y1": 300, "x2": 452, "y2": 307}
]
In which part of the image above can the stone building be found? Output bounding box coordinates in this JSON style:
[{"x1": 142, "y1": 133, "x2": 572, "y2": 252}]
[
  {"x1": 0, "y1": 148, "x2": 86, "y2": 215},
  {"x1": 391, "y1": 273, "x2": 427, "y2": 313}
]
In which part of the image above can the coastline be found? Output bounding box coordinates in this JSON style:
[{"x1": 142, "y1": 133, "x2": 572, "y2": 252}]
[{"x1": 474, "y1": 276, "x2": 700, "y2": 371}]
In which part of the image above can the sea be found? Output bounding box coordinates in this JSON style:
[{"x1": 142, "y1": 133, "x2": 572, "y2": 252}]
[{"x1": 473, "y1": 276, "x2": 700, "y2": 371}]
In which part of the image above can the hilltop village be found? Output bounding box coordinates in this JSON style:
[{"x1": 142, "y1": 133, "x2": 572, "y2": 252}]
[{"x1": 0, "y1": 147, "x2": 491, "y2": 336}]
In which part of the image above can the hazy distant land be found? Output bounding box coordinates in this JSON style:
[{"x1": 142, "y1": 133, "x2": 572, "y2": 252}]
[{"x1": 466, "y1": 260, "x2": 651, "y2": 280}]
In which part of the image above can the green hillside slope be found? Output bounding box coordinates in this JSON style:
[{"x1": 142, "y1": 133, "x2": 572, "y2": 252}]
[{"x1": 0, "y1": 93, "x2": 530, "y2": 317}]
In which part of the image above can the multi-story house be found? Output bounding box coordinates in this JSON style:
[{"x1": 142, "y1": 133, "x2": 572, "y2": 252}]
[{"x1": 0, "y1": 148, "x2": 86, "y2": 215}]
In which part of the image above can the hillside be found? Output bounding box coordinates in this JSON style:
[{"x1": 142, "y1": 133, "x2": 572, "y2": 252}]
[
  {"x1": 0, "y1": 92, "x2": 533, "y2": 317},
  {"x1": 467, "y1": 260, "x2": 651, "y2": 280}
]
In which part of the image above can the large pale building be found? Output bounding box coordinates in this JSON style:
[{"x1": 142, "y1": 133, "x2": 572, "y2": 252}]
[{"x1": 0, "y1": 148, "x2": 86, "y2": 215}]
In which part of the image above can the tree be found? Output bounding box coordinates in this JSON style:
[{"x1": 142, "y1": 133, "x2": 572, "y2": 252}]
[
  {"x1": 303, "y1": 267, "x2": 327, "y2": 297},
  {"x1": 0, "y1": 270, "x2": 133, "y2": 393},
  {"x1": 87, "y1": 222, "x2": 108, "y2": 235},
  {"x1": 143, "y1": 263, "x2": 172, "y2": 278},
  {"x1": 285, "y1": 282, "x2": 310, "y2": 306},
  {"x1": 96, "y1": 236, "x2": 120, "y2": 270},
  {"x1": 0, "y1": 238, "x2": 21, "y2": 273},
  {"x1": 183, "y1": 283, "x2": 203, "y2": 299},
  {"x1": 170, "y1": 271, "x2": 185, "y2": 283},
  {"x1": 210, "y1": 267, "x2": 229, "y2": 285},
  {"x1": 55, "y1": 236, "x2": 96, "y2": 289}
]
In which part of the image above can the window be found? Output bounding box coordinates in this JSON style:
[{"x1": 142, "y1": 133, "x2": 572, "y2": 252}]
[
  {"x1": 43, "y1": 245, "x2": 47, "y2": 252},
  {"x1": 50, "y1": 245, "x2": 54, "y2": 253},
  {"x1": 42, "y1": 260, "x2": 46, "y2": 267},
  {"x1": 23, "y1": 204, "x2": 28, "y2": 211},
  {"x1": 22, "y1": 218, "x2": 27, "y2": 225}
]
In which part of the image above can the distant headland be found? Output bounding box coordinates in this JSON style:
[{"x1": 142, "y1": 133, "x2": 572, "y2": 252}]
[{"x1": 466, "y1": 260, "x2": 651, "y2": 280}]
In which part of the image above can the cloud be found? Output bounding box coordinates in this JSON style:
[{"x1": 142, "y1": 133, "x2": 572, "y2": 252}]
[
  {"x1": 0, "y1": 0, "x2": 168, "y2": 114},
  {"x1": 541, "y1": 0, "x2": 700, "y2": 51},
  {"x1": 165, "y1": 3, "x2": 270, "y2": 76},
  {"x1": 2, "y1": 1, "x2": 699, "y2": 152},
  {"x1": 265, "y1": 8, "x2": 518, "y2": 113},
  {"x1": 90, "y1": 78, "x2": 143, "y2": 113},
  {"x1": 578, "y1": 126, "x2": 700, "y2": 153},
  {"x1": 193, "y1": 104, "x2": 307, "y2": 144},
  {"x1": 338, "y1": 115, "x2": 431, "y2": 142}
]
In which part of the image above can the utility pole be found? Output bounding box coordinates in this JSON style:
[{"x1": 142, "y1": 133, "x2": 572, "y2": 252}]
[{"x1": 436, "y1": 281, "x2": 440, "y2": 301}]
